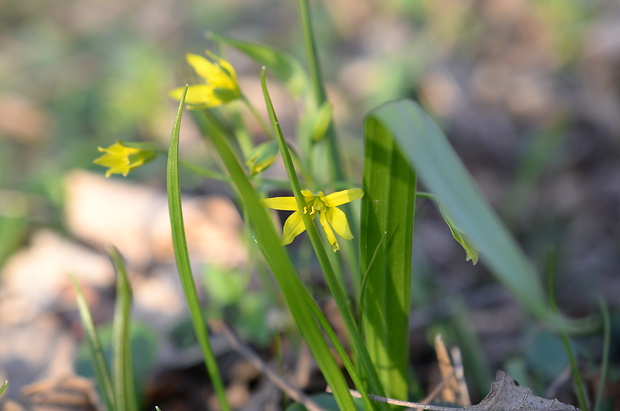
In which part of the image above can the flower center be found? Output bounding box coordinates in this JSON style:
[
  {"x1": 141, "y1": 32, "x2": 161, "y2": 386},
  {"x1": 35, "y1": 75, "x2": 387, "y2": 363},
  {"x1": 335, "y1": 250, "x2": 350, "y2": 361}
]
[{"x1": 303, "y1": 193, "x2": 326, "y2": 216}]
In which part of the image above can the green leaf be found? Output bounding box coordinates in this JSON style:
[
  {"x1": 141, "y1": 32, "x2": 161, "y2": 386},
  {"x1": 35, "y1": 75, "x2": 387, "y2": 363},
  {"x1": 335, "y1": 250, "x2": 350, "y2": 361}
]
[
  {"x1": 361, "y1": 114, "x2": 416, "y2": 400},
  {"x1": 167, "y1": 87, "x2": 231, "y2": 411},
  {"x1": 209, "y1": 32, "x2": 308, "y2": 98},
  {"x1": 71, "y1": 276, "x2": 116, "y2": 411},
  {"x1": 109, "y1": 247, "x2": 138, "y2": 411},
  {"x1": 438, "y1": 206, "x2": 479, "y2": 264},
  {"x1": 365, "y1": 99, "x2": 589, "y2": 332}
]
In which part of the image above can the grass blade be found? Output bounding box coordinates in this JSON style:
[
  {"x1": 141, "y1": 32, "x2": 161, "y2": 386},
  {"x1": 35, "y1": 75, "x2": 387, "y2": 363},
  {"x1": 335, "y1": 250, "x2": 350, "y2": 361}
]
[
  {"x1": 366, "y1": 100, "x2": 590, "y2": 332},
  {"x1": 593, "y1": 299, "x2": 610, "y2": 411},
  {"x1": 167, "y1": 87, "x2": 231, "y2": 411},
  {"x1": 0, "y1": 381, "x2": 8, "y2": 398},
  {"x1": 109, "y1": 247, "x2": 138, "y2": 411},
  {"x1": 71, "y1": 275, "x2": 116, "y2": 411},
  {"x1": 360, "y1": 116, "x2": 416, "y2": 400}
]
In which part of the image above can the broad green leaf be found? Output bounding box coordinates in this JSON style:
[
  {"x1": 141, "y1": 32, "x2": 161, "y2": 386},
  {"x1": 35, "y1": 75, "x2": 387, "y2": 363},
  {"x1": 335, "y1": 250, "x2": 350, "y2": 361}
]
[
  {"x1": 209, "y1": 32, "x2": 308, "y2": 98},
  {"x1": 361, "y1": 115, "x2": 416, "y2": 400},
  {"x1": 167, "y1": 88, "x2": 231, "y2": 411},
  {"x1": 365, "y1": 99, "x2": 588, "y2": 332}
]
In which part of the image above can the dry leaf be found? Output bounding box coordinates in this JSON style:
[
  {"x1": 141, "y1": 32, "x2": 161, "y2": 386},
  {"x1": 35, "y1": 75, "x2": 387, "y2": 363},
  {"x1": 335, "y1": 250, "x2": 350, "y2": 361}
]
[{"x1": 471, "y1": 371, "x2": 580, "y2": 411}]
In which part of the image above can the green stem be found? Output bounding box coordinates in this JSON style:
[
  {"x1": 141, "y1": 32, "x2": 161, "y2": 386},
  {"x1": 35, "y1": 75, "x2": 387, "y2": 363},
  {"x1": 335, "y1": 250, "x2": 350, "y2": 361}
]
[
  {"x1": 297, "y1": 0, "x2": 345, "y2": 183},
  {"x1": 547, "y1": 251, "x2": 590, "y2": 411},
  {"x1": 594, "y1": 299, "x2": 610, "y2": 411},
  {"x1": 241, "y1": 94, "x2": 272, "y2": 138}
]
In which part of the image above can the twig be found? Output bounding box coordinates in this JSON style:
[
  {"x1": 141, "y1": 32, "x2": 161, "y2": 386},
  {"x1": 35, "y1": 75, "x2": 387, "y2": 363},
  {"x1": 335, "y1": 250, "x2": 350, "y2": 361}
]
[
  {"x1": 450, "y1": 346, "x2": 471, "y2": 406},
  {"x1": 326, "y1": 386, "x2": 480, "y2": 411},
  {"x1": 210, "y1": 320, "x2": 328, "y2": 411},
  {"x1": 420, "y1": 369, "x2": 456, "y2": 406}
]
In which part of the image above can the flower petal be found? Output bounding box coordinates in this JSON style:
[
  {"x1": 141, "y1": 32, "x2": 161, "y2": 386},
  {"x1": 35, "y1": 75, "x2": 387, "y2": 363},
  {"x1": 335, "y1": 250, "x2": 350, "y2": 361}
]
[
  {"x1": 169, "y1": 84, "x2": 218, "y2": 106},
  {"x1": 205, "y1": 50, "x2": 238, "y2": 81},
  {"x1": 326, "y1": 207, "x2": 353, "y2": 240},
  {"x1": 261, "y1": 196, "x2": 299, "y2": 211},
  {"x1": 186, "y1": 53, "x2": 220, "y2": 80},
  {"x1": 281, "y1": 211, "x2": 307, "y2": 245},
  {"x1": 323, "y1": 188, "x2": 364, "y2": 207},
  {"x1": 319, "y1": 211, "x2": 339, "y2": 251}
]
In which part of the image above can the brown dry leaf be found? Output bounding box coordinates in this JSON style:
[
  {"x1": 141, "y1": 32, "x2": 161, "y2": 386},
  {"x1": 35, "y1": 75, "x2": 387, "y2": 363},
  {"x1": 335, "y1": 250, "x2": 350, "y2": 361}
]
[
  {"x1": 64, "y1": 170, "x2": 247, "y2": 269},
  {"x1": 434, "y1": 334, "x2": 460, "y2": 404},
  {"x1": 15, "y1": 375, "x2": 103, "y2": 411},
  {"x1": 471, "y1": 371, "x2": 580, "y2": 411},
  {"x1": 348, "y1": 370, "x2": 579, "y2": 411}
]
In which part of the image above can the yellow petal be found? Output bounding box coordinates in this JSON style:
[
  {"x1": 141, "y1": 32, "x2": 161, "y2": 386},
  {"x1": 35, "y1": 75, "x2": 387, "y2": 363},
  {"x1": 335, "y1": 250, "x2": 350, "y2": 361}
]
[
  {"x1": 281, "y1": 211, "x2": 307, "y2": 245},
  {"x1": 169, "y1": 84, "x2": 219, "y2": 106},
  {"x1": 205, "y1": 50, "x2": 238, "y2": 81},
  {"x1": 326, "y1": 207, "x2": 353, "y2": 240},
  {"x1": 323, "y1": 188, "x2": 364, "y2": 207},
  {"x1": 186, "y1": 53, "x2": 220, "y2": 80},
  {"x1": 318, "y1": 211, "x2": 339, "y2": 251},
  {"x1": 261, "y1": 196, "x2": 299, "y2": 211}
]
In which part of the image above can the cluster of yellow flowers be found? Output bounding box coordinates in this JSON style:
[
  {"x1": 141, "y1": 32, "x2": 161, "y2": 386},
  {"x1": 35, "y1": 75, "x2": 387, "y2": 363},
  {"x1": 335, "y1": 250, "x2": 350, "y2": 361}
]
[{"x1": 94, "y1": 51, "x2": 362, "y2": 251}]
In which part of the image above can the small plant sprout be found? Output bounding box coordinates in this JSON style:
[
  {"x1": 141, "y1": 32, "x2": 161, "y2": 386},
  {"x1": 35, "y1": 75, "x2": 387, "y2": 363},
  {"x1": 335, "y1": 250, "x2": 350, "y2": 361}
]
[
  {"x1": 262, "y1": 188, "x2": 364, "y2": 251},
  {"x1": 169, "y1": 51, "x2": 241, "y2": 108},
  {"x1": 94, "y1": 140, "x2": 157, "y2": 177}
]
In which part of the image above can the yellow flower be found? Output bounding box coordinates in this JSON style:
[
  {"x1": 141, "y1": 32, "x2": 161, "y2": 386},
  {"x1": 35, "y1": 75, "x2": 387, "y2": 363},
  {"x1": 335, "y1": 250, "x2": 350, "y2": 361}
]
[
  {"x1": 169, "y1": 51, "x2": 241, "y2": 108},
  {"x1": 94, "y1": 141, "x2": 156, "y2": 177},
  {"x1": 262, "y1": 188, "x2": 364, "y2": 252}
]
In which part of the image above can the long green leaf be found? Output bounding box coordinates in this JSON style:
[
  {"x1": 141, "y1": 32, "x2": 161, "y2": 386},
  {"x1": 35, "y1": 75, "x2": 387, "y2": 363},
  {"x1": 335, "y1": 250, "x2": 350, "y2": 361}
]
[
  {"x1": 109, "y1": 247, "x2": 138, "y2": 411},
  {"x1": 167, "y1": 88, "x2": 231, "y2": 411},
  {"x1": 71, "y1": 275, "x2": 116, "y2": 411},
  {"x1": 193, "y1": 110, "x2": 358, "y2": 411},
  {"x1": 360, "y1": 117, "x2": 416, "y2": 400},
  {"x1": 209, "y1": 32, "x2": 308, "y2": 98},
  {"x1": 365, "y1": 99, "x2": 588, "y2": 332}
]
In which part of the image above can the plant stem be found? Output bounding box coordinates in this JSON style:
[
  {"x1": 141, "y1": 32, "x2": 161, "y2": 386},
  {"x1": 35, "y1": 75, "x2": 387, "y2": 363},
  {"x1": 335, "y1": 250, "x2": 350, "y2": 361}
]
[{"x1": 296, "y1": 0, "x2": 345, "y2": 183}]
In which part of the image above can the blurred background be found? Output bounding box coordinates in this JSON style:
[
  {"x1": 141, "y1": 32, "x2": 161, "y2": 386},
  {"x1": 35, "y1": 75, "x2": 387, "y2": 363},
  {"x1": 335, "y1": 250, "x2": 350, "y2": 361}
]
[{"x1": 1, "y1": 0, "x2": 619, "y2": 409}]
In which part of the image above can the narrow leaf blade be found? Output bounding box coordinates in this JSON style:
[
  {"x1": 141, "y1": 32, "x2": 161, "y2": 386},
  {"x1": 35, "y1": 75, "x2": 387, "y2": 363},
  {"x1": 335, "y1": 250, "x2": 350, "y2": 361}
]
[
  {"x1": 71, "y1": 276, "x2": 116, "y2": 411},
  {"x1": 167, "y1": 87, "x2": 231, "y2": 411},
  {"x1": 209, "y1": 32, "x2": 308, "y2": 97},
  {"x1": 109, "y1": 247, "x2": 138, "y2": 411}
]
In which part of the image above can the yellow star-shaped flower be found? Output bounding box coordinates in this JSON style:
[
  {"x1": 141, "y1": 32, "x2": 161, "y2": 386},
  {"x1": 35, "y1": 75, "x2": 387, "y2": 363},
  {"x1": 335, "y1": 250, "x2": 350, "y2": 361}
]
[
  {"x1": 169, "y1": 51, "x2": 241, "y2": 108},
  {"x1": 93, "y1": 141, "x2": 156, "y2": 177},
  {"x1": 262, "y1": 189, "x2": 364, "y2": 252}
]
